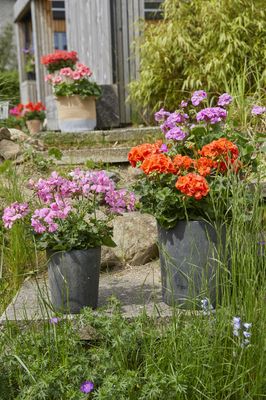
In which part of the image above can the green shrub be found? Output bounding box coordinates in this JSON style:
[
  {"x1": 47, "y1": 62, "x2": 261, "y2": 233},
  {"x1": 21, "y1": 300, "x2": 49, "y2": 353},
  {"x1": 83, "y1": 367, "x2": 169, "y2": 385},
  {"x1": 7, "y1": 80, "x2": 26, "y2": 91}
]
[
  {"x1": 129, "y1": 0, "x2": 266, "y2": 117},
  {"x1": 0, "y1": 23, "x2": 17, "y2": 71},
  {"x1": 0, "y1": 70, "x2": 20, "y2": 106}
]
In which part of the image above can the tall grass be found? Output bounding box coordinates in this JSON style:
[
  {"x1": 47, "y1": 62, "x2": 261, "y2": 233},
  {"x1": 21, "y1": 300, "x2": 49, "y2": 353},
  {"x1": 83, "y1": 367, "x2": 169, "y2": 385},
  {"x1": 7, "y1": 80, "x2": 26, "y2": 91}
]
[
  {"x1": 0, "y1": 168, "x2": 265, "y2": 399},
  {"x1": 0, "y1": 162, "x2": 35, "y2": 313}
]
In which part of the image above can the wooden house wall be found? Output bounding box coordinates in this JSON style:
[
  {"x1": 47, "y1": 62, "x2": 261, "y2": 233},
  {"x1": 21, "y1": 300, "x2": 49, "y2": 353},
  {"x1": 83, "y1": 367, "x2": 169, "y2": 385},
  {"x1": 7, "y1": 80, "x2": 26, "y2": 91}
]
[
  {"x1": 31, "y1": 0, "x2": 54, "y2": 101},
  {"x1": 112, "y1": 0, "x2": 144, "y2": 123},
  {"x1": 65, "y1": 0, "x2": 113, "y2": 85}
]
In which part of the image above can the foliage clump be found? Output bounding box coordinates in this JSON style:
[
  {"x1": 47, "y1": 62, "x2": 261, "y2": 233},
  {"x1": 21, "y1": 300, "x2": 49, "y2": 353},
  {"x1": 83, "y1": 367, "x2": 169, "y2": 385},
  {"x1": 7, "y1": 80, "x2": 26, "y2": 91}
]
[{"x1": 129, "y1": 0, "x2": 266, "y2": 116}]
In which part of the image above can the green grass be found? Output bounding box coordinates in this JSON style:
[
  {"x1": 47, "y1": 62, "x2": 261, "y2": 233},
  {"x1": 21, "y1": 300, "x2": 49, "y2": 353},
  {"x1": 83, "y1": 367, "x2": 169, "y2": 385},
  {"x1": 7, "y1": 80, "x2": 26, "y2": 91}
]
[{"x1": 0, "y1": 164, "x2": 265, "y2": 399}]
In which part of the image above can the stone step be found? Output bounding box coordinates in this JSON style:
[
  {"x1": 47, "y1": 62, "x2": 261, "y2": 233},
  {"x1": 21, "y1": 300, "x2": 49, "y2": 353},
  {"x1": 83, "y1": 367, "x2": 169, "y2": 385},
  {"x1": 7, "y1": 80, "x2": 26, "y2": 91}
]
[
  {"x1": 0, "y1": 261, "x2": 174, "y2": 324},
  {"x1": 44, "y1": 146, "x2": 132, "y2": 165}
]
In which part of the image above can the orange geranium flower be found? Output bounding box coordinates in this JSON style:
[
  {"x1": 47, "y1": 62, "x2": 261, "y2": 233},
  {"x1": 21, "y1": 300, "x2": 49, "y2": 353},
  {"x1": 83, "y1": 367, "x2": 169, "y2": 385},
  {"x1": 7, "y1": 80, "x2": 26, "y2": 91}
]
[
  {"x1": 199, "y1": 138, "x2": 239, "y2": 173},
  {"x1": 194, "y1": 157, "x2": 214, "y2": 177},
  {"x1": 141, "y1": 153, "x2": 176, "y2": 175},
  {"x1": 173, "y1": 155, "x2": 193, "y2": 173},
  {"x1": 199, "y1": 138, "x2": 239, "y2": 160},
  {"x1": 128, "y1": 140, "x2": 162, "y2": 167},
  {"x1": 175, "y1": 173, "x2": 209, "y2": 200}
]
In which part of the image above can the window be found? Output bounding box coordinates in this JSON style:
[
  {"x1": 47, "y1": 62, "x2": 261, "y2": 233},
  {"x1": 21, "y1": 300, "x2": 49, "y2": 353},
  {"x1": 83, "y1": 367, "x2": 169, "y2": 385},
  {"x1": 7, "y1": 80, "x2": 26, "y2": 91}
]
[
  {"x1": 52, "y1": 0, "x2": 65, "y2": 20},
  {"x1": 54, "y1": 31, "x2": 67, "y2": 50},
  {"x1": 144, "y1": 1, "x2": 163, "y2": 20}
]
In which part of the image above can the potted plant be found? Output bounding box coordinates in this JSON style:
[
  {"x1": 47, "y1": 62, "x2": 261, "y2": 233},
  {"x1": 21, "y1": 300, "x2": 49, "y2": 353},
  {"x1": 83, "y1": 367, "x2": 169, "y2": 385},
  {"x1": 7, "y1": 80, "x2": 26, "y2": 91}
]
[
  {"x1": 20, "y1": 102, "x2": 46, "y2": 134},
  {"x1": 22, "y1": 47, "x2": 36, "y2": 80},
  {"x1": 42, "y1": 51, "x2": 101, "y2": 132},
  {"x1": 128, "y1": 91, "x2": 257, "y2": 307},
  {"x1": 41, "y1": 50, "x2": 78, "y2": 73},
  {"x1": 2, "y1": 169, "x2": 135, "y2": 313}
]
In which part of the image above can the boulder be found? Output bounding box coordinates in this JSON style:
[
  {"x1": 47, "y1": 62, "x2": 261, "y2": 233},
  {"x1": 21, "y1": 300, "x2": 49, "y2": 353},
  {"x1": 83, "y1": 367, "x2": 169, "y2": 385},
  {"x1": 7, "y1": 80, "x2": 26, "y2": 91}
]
[
  {"x1": 112, "y1": 212, "x2": 159, "y2": 266},
  {"x1": 0, "y1": 127, "x2": 11, "y2": 141},
  {"x1": 8, "y1": 129, "x2": 29, "y2": 142},
  {"x1": 0, "y1": 139, "x2": 21, "y2": 160}
]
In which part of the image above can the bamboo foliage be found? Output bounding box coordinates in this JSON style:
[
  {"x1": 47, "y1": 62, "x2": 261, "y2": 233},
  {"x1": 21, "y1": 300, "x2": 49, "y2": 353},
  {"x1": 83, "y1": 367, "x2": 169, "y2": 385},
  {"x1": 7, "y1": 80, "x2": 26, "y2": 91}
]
[{"x1": 129, "y1": 0, "x2": 266, "y2": 115}]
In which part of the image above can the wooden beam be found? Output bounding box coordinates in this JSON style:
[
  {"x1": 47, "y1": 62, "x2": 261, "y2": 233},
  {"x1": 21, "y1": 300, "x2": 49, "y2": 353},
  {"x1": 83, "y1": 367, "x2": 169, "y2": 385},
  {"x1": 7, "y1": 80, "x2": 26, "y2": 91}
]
[{"x1": 14, "y1": 0, "x2": 31, "y2": 22}]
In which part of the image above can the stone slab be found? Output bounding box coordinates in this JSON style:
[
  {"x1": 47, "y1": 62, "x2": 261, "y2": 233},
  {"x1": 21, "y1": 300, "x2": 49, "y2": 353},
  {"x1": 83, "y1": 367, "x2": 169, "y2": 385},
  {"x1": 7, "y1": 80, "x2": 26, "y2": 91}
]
[
  {"x1": 38, "y1": 126, "x2": 161, "y2": 143},
  {"x1": 0, "y1": 261, "x2": 174, "y2": 322},
  {"x1": 42, "y1": 146, "x2": 132, "y2": 165}
]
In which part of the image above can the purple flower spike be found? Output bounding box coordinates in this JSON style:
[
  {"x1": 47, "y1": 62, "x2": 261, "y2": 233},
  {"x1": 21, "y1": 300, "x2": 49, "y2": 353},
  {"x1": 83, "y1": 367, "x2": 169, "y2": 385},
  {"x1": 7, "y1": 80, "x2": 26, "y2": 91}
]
[
  {"x1": 217, "y1": 93, "x2": 232, "y2": 107},
  {"x1": 80, "y1": 381, "x2": 94, "y2": 394},
  {"x1": 251, "y1": 105, "x2": 266, "y2": 116},
  {"x1": 191, "y1": 90, "x2": 207, "y2": 106},
  {"x1": 232, "y1": 316, "x2": 241, "y2": 336}
]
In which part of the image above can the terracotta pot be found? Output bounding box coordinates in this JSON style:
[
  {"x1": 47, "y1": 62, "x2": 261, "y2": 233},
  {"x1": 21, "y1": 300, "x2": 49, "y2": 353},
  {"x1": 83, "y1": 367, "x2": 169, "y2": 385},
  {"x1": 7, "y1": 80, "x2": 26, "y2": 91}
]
[
  {"x1": 56, "y1": 95, "x2": 96, "y2": 132},
  {"x1": 26, "y1": 119, "x2": 42, "y2": 134}
]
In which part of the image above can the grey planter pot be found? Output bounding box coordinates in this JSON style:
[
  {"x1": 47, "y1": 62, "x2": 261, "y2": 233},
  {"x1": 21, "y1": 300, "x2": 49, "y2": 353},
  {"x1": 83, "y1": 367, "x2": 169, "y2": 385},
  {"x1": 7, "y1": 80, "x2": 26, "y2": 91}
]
[
  {"x1": 157, "y1": 221, "x2": 226, "y2": 308},
  {"x1": 47, "y1": 247, "x2": 101, "y2": 314}
]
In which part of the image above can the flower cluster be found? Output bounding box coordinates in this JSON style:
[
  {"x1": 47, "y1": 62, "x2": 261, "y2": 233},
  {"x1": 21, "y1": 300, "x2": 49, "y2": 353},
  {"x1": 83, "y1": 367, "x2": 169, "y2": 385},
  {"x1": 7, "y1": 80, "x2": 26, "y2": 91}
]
[
  {"x1": 251, "y1": 105, "x2": 266, "y2": 116},
  {"x1": 9, "y1": 103, "x2": 24, "y2": 117},
  {"x1": 196, "y1": 107, "x2": 227, "y2": 124},
  {"x1": 43, "y1": 51, "x2": 101, "y2": 98},
  {"x1": 41, "y1": 50, "x2": 78, "y2": 73},
  {"x1": 10, "y1": 102, "x2": 46, "y2": 121},
  {"x1": 191, "y1": 90, "x2": 207, "y2": 106},
  {"x1": 2, "y1": 202, "x2": 29, "y2": 229},
  {"x1": 175, "y1": 173, "x2": 209, "y2": 200},
  {"x1": 232, "y1": 317, "x2": 252, "y2": 347},
  {"x1": 3, "y1": 169, "x2": 135, "y2": 250},
  {"x1": 45, "y1": 63, "x2": 93, "y2": 85},
  {"x1": 128, "y1": 90, "x2": 250, "y2": 227},
  {"x1": 129, "y1": 136, "x2": 239, "y2": 201}
]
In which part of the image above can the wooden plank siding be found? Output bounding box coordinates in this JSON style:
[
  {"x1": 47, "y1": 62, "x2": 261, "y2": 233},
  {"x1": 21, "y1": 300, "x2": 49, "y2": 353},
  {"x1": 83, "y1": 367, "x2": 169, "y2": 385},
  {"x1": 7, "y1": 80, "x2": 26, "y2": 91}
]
[
  {"x1": 52, "y1": 19, "x2": 66, "y2": 32},
  {"x1": 114, "y1": 0, "x2": 144, "y2": 123},
  {"x1": 31, "y1": 0, "x2": 54, "y2": 102},
  {"x1": 65, "y1": 0, "x2": 113, "y2": 85}
]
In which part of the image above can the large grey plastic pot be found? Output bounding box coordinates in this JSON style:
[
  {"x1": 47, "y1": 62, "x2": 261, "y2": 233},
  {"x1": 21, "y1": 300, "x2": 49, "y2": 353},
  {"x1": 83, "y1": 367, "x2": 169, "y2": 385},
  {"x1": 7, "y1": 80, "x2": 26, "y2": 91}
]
[
  {"x1": 157, "y1": 221, "x2": 226, "y2": 308},
  {"x1": 47, "y1": 247, "x2": 101, "y2": 314}
]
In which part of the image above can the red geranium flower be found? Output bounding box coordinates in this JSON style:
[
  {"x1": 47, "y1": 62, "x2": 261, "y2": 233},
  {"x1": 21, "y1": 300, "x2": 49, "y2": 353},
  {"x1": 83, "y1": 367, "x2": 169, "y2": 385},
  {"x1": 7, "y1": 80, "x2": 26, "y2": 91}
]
[{"x1": 41, "y1": 50, "x2": 78, "y2": 65}]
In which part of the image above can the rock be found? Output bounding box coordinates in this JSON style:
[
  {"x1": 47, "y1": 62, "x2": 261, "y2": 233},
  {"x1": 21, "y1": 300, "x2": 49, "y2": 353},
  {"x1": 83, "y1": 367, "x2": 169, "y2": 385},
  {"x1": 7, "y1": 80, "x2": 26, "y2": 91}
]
[
  {"x1": 112, "y1": 212, "x2": 159, "y2": 266},
  {"x1": 96, "y1": 85, "x2": 120, "y2": 129},
  {"x1": 0, "y1": 139, "x2": 21, "y2": 160},
  {"x1": 24, "y1": 137, "x2": 46, "y2": 151},
  {"x1": 0, "y1": 127, "x2": 11, "y2": 141},
  {"x1": 8, "y1": 129, "x2": 29, "y2": 142},
  {"x1": 100, "y1": 246, "x2": 123, "y2": 271}
]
